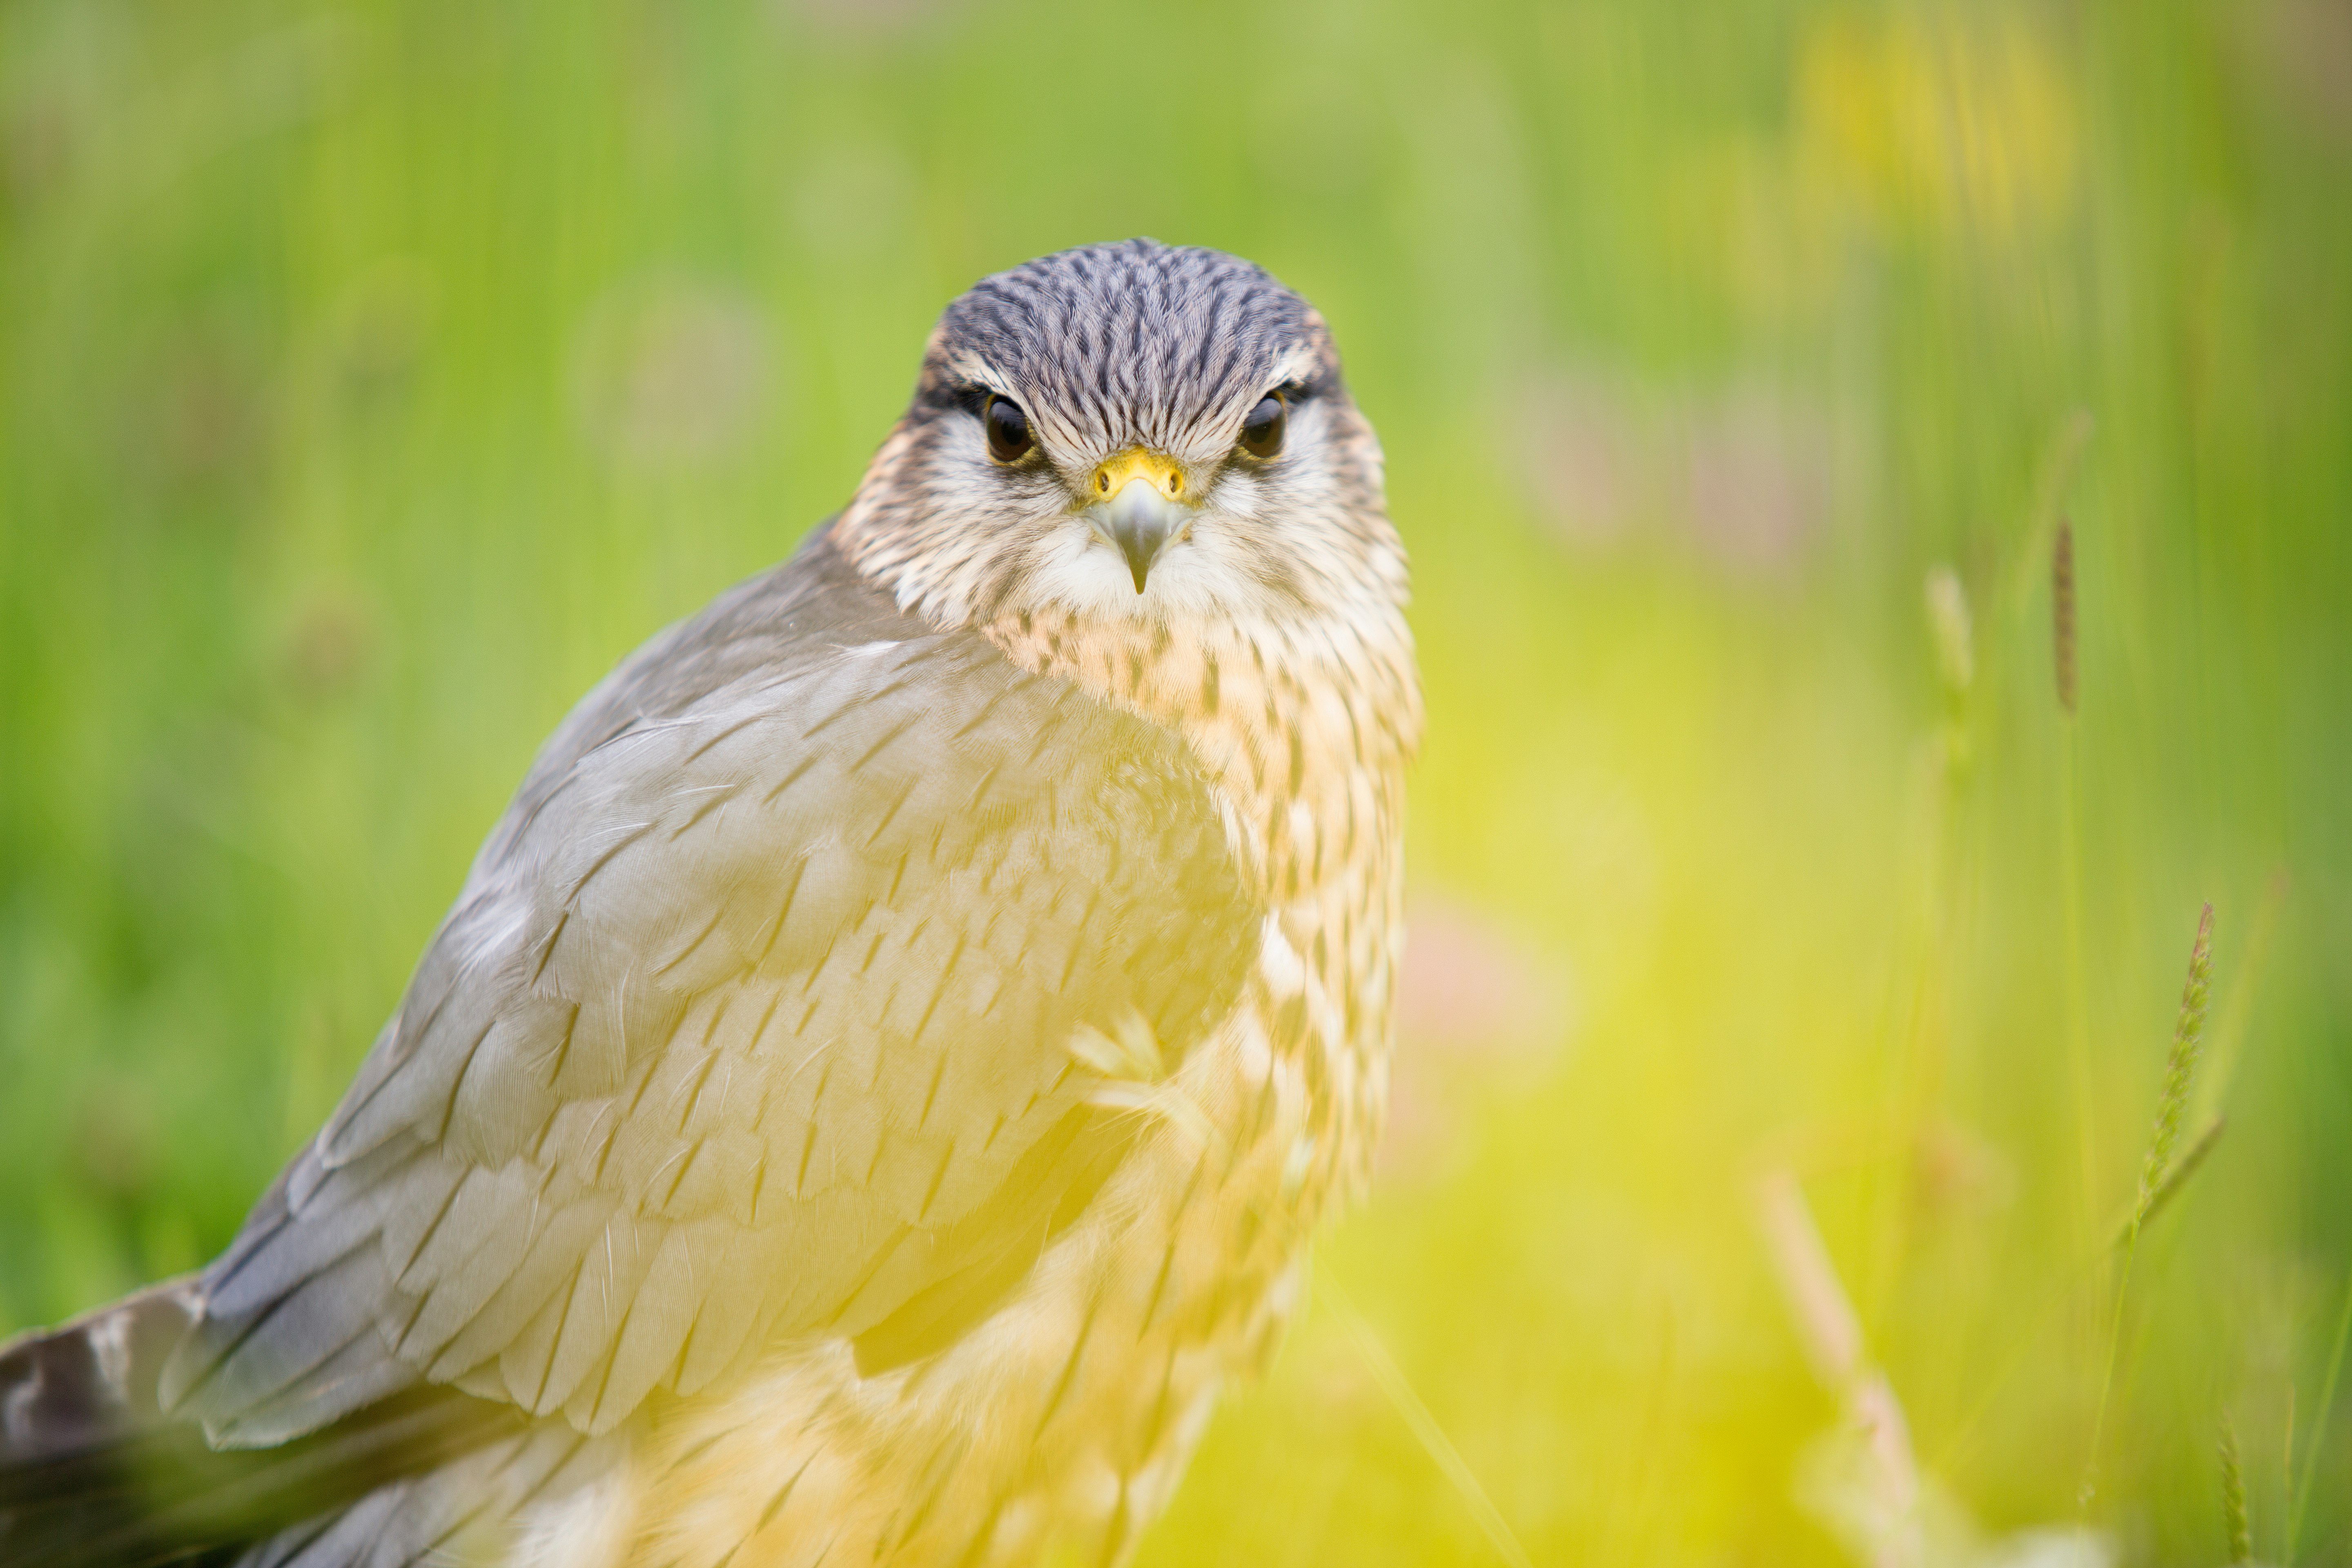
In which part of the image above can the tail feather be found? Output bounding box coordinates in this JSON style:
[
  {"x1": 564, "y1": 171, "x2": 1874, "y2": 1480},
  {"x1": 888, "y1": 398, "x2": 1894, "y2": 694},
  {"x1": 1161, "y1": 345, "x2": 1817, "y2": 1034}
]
[
  {"x1": 2, "y1": 1279, "x2": 204, "y2": 1463},
  {"x1": 0, "y1": 1283, "x2": 533, "y2": 1568}
]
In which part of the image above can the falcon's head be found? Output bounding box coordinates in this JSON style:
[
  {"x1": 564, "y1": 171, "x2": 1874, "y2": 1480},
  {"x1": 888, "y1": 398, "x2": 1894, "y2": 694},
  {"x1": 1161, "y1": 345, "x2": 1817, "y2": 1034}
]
[{"x1": 837, "y1": 240, "x2": 1405, "y2": 630}]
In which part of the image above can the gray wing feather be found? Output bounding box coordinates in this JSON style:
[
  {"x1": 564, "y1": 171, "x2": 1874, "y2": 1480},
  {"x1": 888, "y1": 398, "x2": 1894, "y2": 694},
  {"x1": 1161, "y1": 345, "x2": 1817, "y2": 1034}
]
[
  {"x1": 167, "y1": 533, "x2": 1257, "y2": 1447},
  {"x1": 234, "y1": 1419, "x2": 618, "y2": 1568}
]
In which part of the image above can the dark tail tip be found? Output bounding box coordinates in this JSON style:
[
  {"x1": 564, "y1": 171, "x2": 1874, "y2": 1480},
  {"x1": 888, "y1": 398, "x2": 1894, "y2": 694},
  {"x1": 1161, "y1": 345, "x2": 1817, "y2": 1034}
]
[{"x1": 2, "y1": 1278, "x2": 205, "y2": 1466}]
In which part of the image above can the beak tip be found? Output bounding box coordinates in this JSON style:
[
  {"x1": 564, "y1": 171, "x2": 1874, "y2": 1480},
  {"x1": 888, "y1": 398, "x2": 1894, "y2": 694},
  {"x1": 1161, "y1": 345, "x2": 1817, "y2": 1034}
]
[{"x1": 1096, "y1": 478, "x2": 1183, "y2": 597}]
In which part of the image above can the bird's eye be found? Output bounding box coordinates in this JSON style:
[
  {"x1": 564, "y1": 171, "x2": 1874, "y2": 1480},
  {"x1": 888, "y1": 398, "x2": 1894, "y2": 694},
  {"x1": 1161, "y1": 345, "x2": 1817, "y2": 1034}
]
[
  {"x1": 983, "y1": 395, "x2": 1033, "y2": 462},
  {"x1": 1239, "y1": 392, "x2": 1286, "y2": 459}
]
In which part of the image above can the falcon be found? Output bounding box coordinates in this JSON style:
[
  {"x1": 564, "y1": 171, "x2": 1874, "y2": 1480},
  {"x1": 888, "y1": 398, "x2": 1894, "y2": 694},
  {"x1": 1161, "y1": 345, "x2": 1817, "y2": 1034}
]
[{"x1": 0, "y1": 239, "x2": 1421, "y2": 1568}]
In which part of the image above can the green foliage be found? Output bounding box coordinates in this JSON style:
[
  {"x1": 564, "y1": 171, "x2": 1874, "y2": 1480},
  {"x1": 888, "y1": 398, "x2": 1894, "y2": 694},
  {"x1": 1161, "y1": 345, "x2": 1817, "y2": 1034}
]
[{"x1": 2, "y1": 0, "x2": 2349, "y2": 1563}]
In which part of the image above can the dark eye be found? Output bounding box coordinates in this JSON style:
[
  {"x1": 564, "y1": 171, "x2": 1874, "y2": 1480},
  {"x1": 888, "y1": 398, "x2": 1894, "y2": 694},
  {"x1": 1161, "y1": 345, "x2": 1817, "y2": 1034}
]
[
  {"x1": 1239, "y1": 392, "x2": 1286, "y2": 458},
  {"x1": 983, "y1": 394, "x2": 1033, "y2": 462}
]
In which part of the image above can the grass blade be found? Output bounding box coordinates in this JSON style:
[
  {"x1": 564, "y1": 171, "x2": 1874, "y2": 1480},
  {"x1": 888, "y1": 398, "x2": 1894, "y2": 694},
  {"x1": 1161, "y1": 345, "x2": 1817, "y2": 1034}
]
[
  {"x1": 2287, "y1": 1265, "x2": 2352, "y2": 1563},
  {"x1": 1321, "y1": 1273, "x2": 1536, "y2": 1568},
  {"x1": 2053, "y1": 520, "x2": 2079, "y2": 717},
  {"x1": 2111, "y1": 1116, "x2": 2223, "y2": 1249}
]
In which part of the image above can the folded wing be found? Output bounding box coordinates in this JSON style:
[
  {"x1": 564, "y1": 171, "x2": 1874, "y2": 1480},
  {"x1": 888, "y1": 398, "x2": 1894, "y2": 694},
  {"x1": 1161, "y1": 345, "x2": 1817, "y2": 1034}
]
[{"x1": 162, "y1": 534, "x2": 1258, "y2": 1448}]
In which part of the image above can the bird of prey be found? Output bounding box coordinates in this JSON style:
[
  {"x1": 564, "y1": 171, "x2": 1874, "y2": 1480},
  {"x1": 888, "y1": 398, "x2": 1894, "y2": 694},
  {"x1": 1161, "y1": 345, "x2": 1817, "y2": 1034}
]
[{"x1": 0, "y1": 239, "x2": 1421, "y2": 1568}]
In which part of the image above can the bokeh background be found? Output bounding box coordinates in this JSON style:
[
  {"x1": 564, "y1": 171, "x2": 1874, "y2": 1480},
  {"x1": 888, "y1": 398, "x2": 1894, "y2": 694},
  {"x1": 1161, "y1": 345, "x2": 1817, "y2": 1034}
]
[{"x1": 3, "y1": 0, "x2": 2349, "y2": 1562}]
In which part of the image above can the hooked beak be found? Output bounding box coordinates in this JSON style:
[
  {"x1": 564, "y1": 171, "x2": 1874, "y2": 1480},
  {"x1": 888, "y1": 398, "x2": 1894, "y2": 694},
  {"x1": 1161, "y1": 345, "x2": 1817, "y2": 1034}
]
[
  {"x1": 1084, "y1": 449, "x2": 1192, "y2": 594},
  {"x1": 1090, "y1": 479, "x2": 1188, "y2": 594}
]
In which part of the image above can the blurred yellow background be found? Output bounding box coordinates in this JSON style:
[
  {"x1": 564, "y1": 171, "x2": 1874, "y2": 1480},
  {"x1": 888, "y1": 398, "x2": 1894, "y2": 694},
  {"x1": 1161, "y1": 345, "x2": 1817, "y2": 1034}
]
[{"x1": 2, "y1": 0, "x2": 2348, "y2": 1562}]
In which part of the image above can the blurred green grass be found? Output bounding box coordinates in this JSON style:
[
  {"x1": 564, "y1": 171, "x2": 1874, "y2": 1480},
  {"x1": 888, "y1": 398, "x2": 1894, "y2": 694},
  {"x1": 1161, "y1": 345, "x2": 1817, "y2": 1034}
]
[{"x1": 3, "y1": 0, "x2": 2349, "y2": 1562}]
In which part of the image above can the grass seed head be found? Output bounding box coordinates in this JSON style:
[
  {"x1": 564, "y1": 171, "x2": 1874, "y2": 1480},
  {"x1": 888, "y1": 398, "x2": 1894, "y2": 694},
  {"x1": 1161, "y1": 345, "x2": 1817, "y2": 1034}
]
[
  {"x1": 2137, "y1": 902, "x2": 2216, "y2": 1224},
  {"x1": 2219, "y1": 1412, "x2": 2252, "y2": 1566}
]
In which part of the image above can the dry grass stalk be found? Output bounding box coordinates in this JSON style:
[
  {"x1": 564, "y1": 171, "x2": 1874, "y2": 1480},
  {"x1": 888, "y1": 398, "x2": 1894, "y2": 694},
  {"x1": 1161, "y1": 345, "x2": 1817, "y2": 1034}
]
[
  {"x1": 1755, "y1": 1168, "x2": 1922, "y2": 1568},
  {"x1": 2052, "y1": 519, "x2": 2079, "y2": 715}
]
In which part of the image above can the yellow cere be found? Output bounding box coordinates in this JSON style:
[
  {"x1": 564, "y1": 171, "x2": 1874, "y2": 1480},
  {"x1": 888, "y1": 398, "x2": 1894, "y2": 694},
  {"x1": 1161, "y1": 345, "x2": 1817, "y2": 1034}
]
[{"x1": 1093, "y1": 448, "x2": 1187, "y2": 501}]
